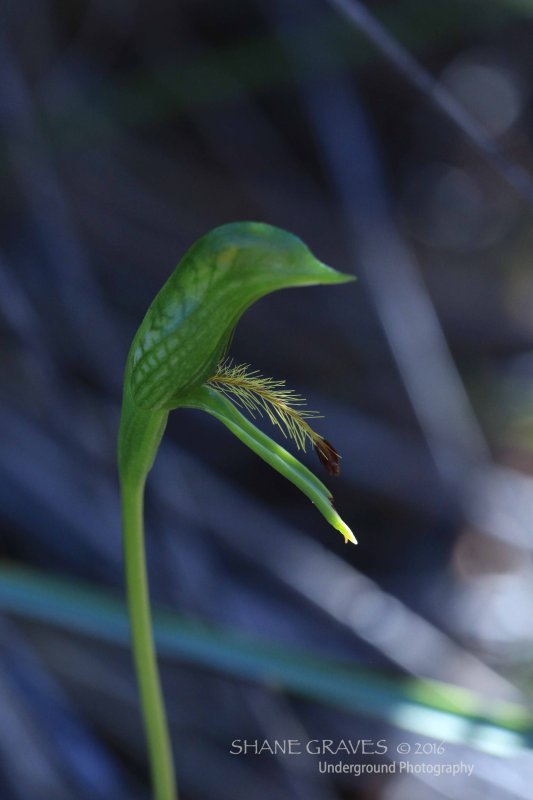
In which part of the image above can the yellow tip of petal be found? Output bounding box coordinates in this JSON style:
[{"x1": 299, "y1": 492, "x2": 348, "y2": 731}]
[{"x1": 332, "y1": 515, "x2": 358, "y2": 545}]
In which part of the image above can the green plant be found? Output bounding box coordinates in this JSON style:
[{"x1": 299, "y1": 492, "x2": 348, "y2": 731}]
[{"x1": 118, "y1": 221, "x2": 355, "y2": 800}]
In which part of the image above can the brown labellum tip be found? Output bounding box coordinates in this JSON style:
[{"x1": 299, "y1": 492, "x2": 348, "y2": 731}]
[{"x1": 314, "y1": 438, "x2": 340, "y2": 476}]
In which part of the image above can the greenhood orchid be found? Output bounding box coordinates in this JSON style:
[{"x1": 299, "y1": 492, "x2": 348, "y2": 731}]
[{"x1": 118, "y1": 222, "x2": 356, "y2": 800}]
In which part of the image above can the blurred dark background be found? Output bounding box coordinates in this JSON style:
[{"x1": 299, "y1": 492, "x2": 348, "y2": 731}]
[{"x1": 1, "y1": 1, "x2": 533, "y2": 798}]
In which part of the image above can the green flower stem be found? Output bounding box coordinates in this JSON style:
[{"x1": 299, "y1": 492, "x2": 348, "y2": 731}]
[
  {"x1": 119, "y1": 398, "x2": 176, "y2": 800},
  {"x1": 121, "y1": 473, "x2": 177, "y2": 800}
]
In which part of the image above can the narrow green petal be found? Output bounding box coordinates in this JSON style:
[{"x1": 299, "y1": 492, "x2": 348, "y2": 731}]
[{"x1": 186, "y1": 386, "x2": 357, "y2": 545}]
